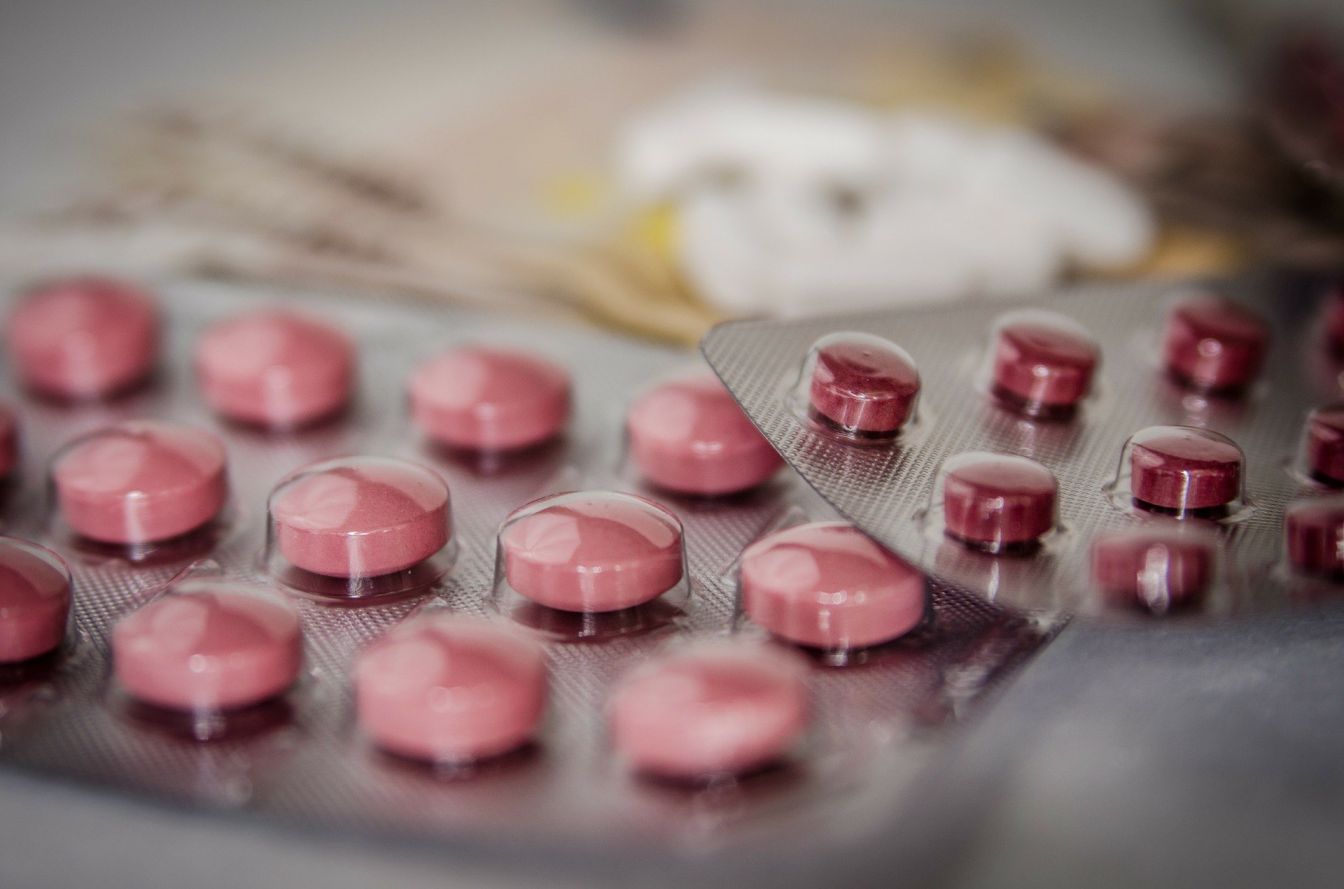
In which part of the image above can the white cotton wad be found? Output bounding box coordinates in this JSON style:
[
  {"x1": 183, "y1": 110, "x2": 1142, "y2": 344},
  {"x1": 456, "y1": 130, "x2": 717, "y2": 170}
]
[{"x1": 615, "y1": 87, "x2": 1155, "y2": 316}]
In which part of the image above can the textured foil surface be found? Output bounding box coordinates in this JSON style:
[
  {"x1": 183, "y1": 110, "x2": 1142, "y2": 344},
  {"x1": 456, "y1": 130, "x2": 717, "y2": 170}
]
[{"x1": 703, "y1": 272, "x2": 1339, "y2": 617}]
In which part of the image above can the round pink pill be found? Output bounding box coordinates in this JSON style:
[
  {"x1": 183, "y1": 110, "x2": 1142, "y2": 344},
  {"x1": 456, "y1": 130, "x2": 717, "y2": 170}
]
[
  {"x1": 1128, "y1": 426, "x2": 1243, "y2": 516},
  {"x1": 196, "y1": 310, "x2": 354, "y2": 428},
  {"x1": 0, "y1": 538, "x2": 72, "y2": 663},
  {"x1": 52, "y1": 421, "x2": 228, "y2": 544},
  {"x1": 1285, "y1": 496, "x2": 1344, "y2": 579},
  {"x1": 500, "y1": 491, "x2": 684, "y2": 613},
  {"x1": 1161, "y1": 295, "x2": 1269, "y2": 395},
  {"x1": 626, "y1": 372, "x2": 782, "y2": 496},
  {"x1": 6, "y1": 277, "x2": 159, "y2": 399},
  {"x1": 739, "y1": 522, "x2": 926, "y2": 650},
  {"x1": 269, "y1": 457, "x2": 451, "y2": 579},
  {"x1": 409, "y1": 346, "x2": 570, "y2": 452},
  {"x1": 941, "y1": 453, "x2": 1057, "y2": 552},
  {"x1": 1090, "y1": 528, "x2": 1213, "y2": 613},
  {"x1": 991, "y1": 311, "x2": 1099, "y2": 418},
  {"x1": 112, "y1": 583, "x2": 302, "y2": 712},
  {"x1": 609, "y1": 642, "x2": 809, "y2": 780},
  {"x1": 807, "y1": 333, "x2": 920, "y2": 437},
  {"x1": 356, "y1": 614, "x2": 547, "y2": 763},
  {"x1": 0, "y1": 404, "x2": 18, "y2": 480},
  {"x1": 1305, "y1": 405, "x2": 1344, "y2": 486}
]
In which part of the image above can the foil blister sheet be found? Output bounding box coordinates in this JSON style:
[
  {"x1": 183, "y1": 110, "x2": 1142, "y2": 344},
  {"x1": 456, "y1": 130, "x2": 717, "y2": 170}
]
[{"x1": 0, "y1": 278, "x2": 1052, "y2": 855}]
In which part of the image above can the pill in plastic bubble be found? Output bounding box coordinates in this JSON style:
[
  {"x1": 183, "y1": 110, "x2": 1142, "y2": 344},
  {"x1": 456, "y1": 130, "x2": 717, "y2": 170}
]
[
  {"x1": 608, "y1": 641, "x2": 809, "y2": 780},
  {"x1": 1161, "y1": 295, "x2": 1269, "y2": 395},
  {"x1": 409, "y1": 345, "x2": 571, "y2": 452},
  {"x1": 196, "y1": 310, "x2": 354, "y2": 428},
  {"x1": 1090, "y1": 528, "x2": 1213, "y2": 613},
  {"x1": 1128, "y1": 426, "x2": 1242, "y2": 517},
  {"x1": 1285, "y1": 496, "x2": 1344, "y2": 579},
  {"x1": 990, "y1": 311, "x2": 1099, "y2": 418},
  {"x1": 500, "y1": 491, "x2": 684, "y2": 613},
  {"x1": 52, "y1": 420, "x2": 228, "y2": 544},
  {"x1": 111, "y1": 584, "x2": 302, "y2": 712},
  {"x1": 739, "y1": 521, "x2": 926, "y2": 650},
  {"x1": 5, "y1": 277, "x2": 159, "y2": 399},
  {"x1": 806, "y1": 333, "x2": 920, "y2": 436},
  {"x1": 1305, "y1": 405, "x2": 1344, "y2": 486},
  {"x1": 941, "y1": 452, "x2": 1057, "y2": 552},
  {"x1": 0, "y1": 537, "x2": 72, "y2": 663},
  {"x1": 0, "y1": 404, "x2": 17, "y2": 479},
  {"x1": 269, "y1": 456, "x2": 451, "y2": 579},
  {"x1": 355, "y1": 613, "x2": 547, "y2": 763},
  {"x1": 626, "y1": 372, "x2": 783, "y2": 495}
]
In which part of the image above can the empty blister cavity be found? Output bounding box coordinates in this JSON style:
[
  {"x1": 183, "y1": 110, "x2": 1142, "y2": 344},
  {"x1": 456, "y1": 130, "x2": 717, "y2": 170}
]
[
  {"x1": 492, "y1": 490, "x2": 689, "y2": 639},
  {"x1": 1303, "y1": 404, "x2": 1344, "y2": 487},
  {"x1": 626, "y1": 371, "x2": 783, "y2": 495},
  {"x1": 1160, "y1": 294, "x2": 1269, "y2": 396},
  {"x1": 1284, "y1": 495, "x2": 1344, "y2": 580},
  {"x1": 111, "y1": 580, "x2": 302, "y2": 717},
  {"x1": 355, "y1": 613, "x2": 548, "y2": 765},
  {"x1": 800, "y1": 332, "x2": 920, "y2": 439},
  {"x1": 266, "y1": 456, "x2": 455, "y2": 599},
  {"x1": 0, "y1": 536, "x2": 72, "y2": 664},
  {"x1": 986, "y1": 310, "x2": 1099, "y2": 420},
  {"x1": 1089, "y1": 523, "x2": 1217, "y2": 615},
  {"x1": 935, "y1": 452, "x2": 1058, "y2": 554},
  {"x1": 5, "y1": 276, "x2": 160, "y2": 400},
  {"x1": 1113, "y1": 425, "x2": 1246, "y2": 519},
  {"x1": 51, "y1": 420, "x2": 230, "y2": 546},
  {"x1": 608, "y1": 639, "x2": 809, "y2": 782},
  {"x1": 409, "y1": 345, "x2": 571, "y2": 453},
  {"x1": 196, "y1": 309, "x2": 355, "y2": 429},
  {"x1": 738, "y1": 521, "x2": 928, "y2": 657}
]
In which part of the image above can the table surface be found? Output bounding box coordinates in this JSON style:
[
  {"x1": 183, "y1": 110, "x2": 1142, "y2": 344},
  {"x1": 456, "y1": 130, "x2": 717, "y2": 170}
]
[{"x1": 2, "y1": 2, "x2": 1342, "y2": 887}]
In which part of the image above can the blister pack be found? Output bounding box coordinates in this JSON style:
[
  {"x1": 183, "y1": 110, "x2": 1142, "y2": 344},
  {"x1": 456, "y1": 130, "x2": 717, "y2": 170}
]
[
  {"x1": 0, "y1": 276, "x2": 1053, "y2": 858},
  {"x1": 703, "y1": 271, "x2": 1344, "y2": 618}
]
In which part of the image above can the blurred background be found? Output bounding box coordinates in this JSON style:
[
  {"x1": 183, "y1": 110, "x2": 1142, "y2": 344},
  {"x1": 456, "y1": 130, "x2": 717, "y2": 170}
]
[{"x1": 2, "y1": 0, "x2": 1343, "y2": 346}]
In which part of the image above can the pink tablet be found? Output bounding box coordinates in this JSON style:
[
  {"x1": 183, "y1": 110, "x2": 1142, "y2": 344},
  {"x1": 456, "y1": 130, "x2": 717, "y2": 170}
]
[
  {"x1": 941, "y1": 453, "x2": 1057, "y2": 552},
  {"x1": 991, "y1": 311, "x2": 1099, "y2": 418},
  {"x1": 1285, "y1": 496, "x2": 1344, "y2": 579},
  {"x1": 409, "y1": 346, "x2": 570, "y2": 452},
  {"x1": 269, "y1": 456, "x2": 451, "y2": 579},
  {"x1": 608, "y1": 641, "x2": 809, "y2": 780},
  {"x1": 1128, "y1": 426, "x2": 1243, "y2": 517},
  {"x1": 0, "y1": 537, "x2": 72, "y2": 663},
  {"x1": 196, "y1": 310, "x2": 354, "y2": 428},
  {"x1": 355, "y1": 613, "x2": 547, "y2": 763},
  {"x1": 626, "y1": 372, "x2": 782, "y2": 496},
  {"x1": 739, "y1": 522, "x2": 926, "y2": 650},
  {"x1": 1305, "y1": 404, "x2": 1344, "y2": 486},
  {"x1": 0, "y1": 405, "x2": 18, "y2": 479},
  {"x1": 52, "y1": 421, "x2": 228, "y2": 544},
  {"x1": 111, "y1": 583, "x2": 302, "y2": 712},
  {"x1": 499, "y1": 491, "x2": 684, "y2": 612},
  {"x1": 6, "y1": 277, "x2": 159, "y2": 399},
  {"x1": 807, "y1": 333, "x2": 920, "y2": 437},
  {"x1": 1161, "y1": 295, "x2": 1269, "y2": 395},
  {"x1": 1090, "y1": 527, "x2": 1213, "y2": 613}
]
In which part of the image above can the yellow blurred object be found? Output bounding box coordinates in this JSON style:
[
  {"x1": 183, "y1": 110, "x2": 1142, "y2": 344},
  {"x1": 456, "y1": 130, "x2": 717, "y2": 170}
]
[
  {"x1": 861, "y1": 37, "x2": 1107, "y2": 125},
  {"x1": 539, "y1": 171, "x2": 611, "y2": 219},
  {"x1": 1095, "y1": 225, "x2": 1248, "y2": 279}
]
